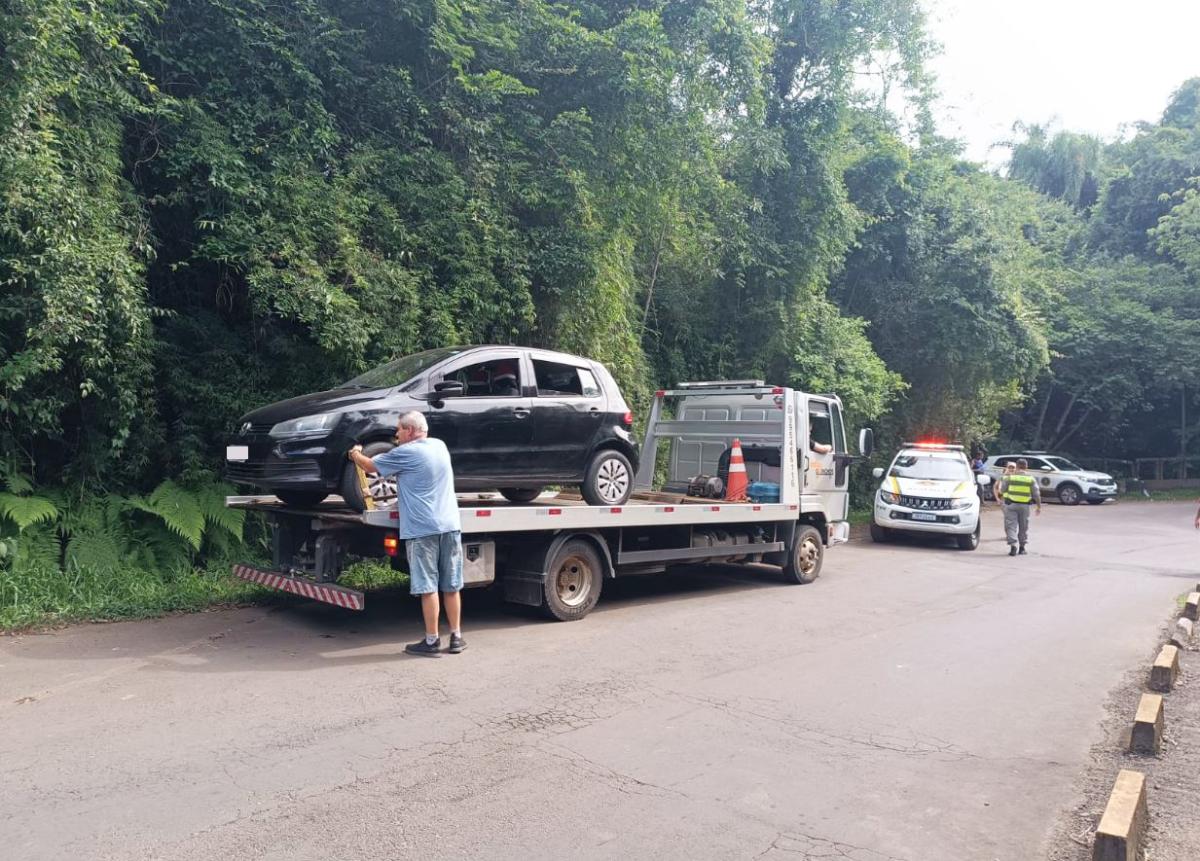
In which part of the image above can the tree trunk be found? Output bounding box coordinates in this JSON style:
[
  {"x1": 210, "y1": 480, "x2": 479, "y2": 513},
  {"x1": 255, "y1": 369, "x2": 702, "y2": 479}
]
[
  {"x1": 1031, "y1": 383, "x2": 1054, "y2": 448},
  {"x1": 1049, "y1": 390, "x2": 1077, "y2": 444},
  {"x1": 641, "y1": 222, "x2": 669, "y2": 333},
  {"x1": 1052, "y1": 406, "x2": 1093, "y2": 450}
]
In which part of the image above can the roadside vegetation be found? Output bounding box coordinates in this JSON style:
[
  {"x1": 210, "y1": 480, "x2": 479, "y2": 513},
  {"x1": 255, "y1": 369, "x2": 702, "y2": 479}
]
[{"x1": 5, "y1": 1, "x2": 1200, "y2": 628}]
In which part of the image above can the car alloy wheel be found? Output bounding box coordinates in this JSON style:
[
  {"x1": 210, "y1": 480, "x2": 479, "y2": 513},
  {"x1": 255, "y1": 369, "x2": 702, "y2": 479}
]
[{"x1": 595, "y1": 456, "x2": 630, "y2": 504}]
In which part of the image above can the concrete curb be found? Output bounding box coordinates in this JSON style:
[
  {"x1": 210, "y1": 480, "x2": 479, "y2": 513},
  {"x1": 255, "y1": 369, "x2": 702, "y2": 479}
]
[
  {"x1": 1093, "y1": 769, "x2": 1148, "y2": 861},
  {"x1": 1185, "y1": 591, "x2": 1200, "y2": 622},
  {"x1": 1130, "y1": 693, "x2": 1164, "y2": 754},
  {"x1": 1170, "y1": 616, "x2": 1193, "y2": 649},
  {"x1": 1150, "y1": 644, "x2": 1181, "y2": 692}
]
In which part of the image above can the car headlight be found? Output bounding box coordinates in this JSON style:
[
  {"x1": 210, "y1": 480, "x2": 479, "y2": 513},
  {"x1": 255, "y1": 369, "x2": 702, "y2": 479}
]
[
  {"x1": 950, "y1": 496, "x2": 975, "y2": 510},
  {"x1": 269, "y1": 413, "x2": 339, "y2": 438},
  {"x1": 879, "y1": 490, "x2": 898, "y2": 504}
]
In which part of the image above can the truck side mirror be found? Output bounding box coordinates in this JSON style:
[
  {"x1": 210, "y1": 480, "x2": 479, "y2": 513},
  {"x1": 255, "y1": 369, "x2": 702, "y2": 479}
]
[
  {"x1": 858, "y1": 428, "x2": 875, "y2": 457},
  {"x1": 872, "y1": 467, "x2": 884, "y2": 479},
  {"x1": 976, "y1": 474, "x2": 991, "y2": 486}
]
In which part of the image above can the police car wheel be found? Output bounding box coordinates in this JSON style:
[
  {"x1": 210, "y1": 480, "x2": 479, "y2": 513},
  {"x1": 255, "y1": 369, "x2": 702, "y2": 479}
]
[
  {"x1": 1057, "y1": 483, "x2": 1081, "y2": 506},
  {"x1": 869, "y1": 522, "x2": 891, "y2": 543},
  {"x1": 955, "y1": 523, "x2": 980, "y2": 550}
]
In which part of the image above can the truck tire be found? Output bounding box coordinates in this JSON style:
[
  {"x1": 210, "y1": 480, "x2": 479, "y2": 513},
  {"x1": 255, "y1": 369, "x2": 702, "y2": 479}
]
[
  {"x1": 1057, "y1": 483, "x2": 1081, "y2": 506},
  {"x1": 275, "y1": 490, "x2": 328, "y2": 508},
  {"x1": 542, "y1": 539, "x2": 604, "y2": 621},
  {"x1": 581, "y1": 449, "x2": 633, "y2": 506},
  {"x1": 782, "y1": 524, "x2": 823, "y2": 584},
  {"x1": 500, "y1": 487, "x2": 543, "y2": 504},
  {"x1": 955, "y1": 522, "x2": 980, "y2": 551},
  {"x1": 339, "y1": 441, "x2": 397, "y2": 513},
  {"x1": 869, "y1": 521, "x2": 891, "y2": 543}
]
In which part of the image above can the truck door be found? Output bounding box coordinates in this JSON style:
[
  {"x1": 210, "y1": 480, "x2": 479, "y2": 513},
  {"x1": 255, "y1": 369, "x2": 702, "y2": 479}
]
[{"x1": 804, "y1": 398, "x2": 849, "y2": 520}]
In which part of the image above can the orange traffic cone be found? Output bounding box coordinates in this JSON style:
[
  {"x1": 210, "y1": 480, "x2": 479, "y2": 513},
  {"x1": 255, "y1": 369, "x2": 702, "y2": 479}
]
[{"x1": 725, "y1": 438, "x2": 748, "y2": 502}]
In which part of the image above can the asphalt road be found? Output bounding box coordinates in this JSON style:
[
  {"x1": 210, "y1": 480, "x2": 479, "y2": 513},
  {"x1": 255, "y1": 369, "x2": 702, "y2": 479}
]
[{"x1": 2, "y1": 501, "x2": 1196, "y2": 861}]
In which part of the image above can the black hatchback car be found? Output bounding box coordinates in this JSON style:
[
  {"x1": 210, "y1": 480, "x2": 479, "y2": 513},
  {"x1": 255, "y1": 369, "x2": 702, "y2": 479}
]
[{"x1": 225, "y1": 346, "x2": 639, "y2": 511}]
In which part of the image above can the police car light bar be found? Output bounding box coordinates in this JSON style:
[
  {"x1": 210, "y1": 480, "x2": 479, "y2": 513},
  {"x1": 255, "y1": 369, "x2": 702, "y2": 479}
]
[{"x1": 903, "y1": 441, "x2": 965, "y2": 451}]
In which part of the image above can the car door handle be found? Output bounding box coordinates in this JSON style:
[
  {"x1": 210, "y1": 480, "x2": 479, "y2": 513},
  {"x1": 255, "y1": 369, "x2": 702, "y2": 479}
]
[
  {"x1": 513, "y1": 407, "x2": 530, "y2": 418},
  {"x1": 588, "y1": 407, "x2": 602, "y2": 418}
]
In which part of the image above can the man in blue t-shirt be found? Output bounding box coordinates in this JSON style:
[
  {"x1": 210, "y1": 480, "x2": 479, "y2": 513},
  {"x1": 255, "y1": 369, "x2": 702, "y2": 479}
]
[{"x1": 348, "y1": 411, "x2": 465, "y2": 657}]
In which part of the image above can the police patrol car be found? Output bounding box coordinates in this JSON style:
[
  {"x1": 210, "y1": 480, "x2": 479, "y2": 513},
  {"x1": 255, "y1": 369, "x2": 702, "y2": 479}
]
[{"x1": 870, "y1": 442, "x2": 989, "y2": 550}]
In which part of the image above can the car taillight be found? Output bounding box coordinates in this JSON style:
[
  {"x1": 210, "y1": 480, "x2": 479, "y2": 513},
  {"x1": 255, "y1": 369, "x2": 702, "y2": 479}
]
[
  {"x1": 623, "y1": 411, "x2": 634, "y2": 426},
  {"x1": 383, "y1": 535, "x2": 399, "y2": 557}
]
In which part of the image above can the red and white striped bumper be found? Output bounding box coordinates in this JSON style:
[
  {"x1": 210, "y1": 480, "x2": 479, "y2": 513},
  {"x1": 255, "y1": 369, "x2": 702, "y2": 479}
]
[{"x1": 232, "y1": 563, "x2": 364, "y2": 611}]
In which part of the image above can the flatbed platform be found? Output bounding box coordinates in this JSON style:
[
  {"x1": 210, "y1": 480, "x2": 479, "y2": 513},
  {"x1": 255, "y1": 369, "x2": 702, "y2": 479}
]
[{"x1": 226, "y1": 491, "x2": 802, "y2": 536}]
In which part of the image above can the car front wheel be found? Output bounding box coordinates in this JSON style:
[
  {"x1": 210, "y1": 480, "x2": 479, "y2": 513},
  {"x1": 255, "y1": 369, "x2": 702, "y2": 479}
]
[
  {"x1": 339, "y1": 441, "x2": 397, "y2": 513},
  {"x1": 1057, "y1": 483, "x2": 1081, "y2": 506},
  {"x1": 581, "y1": 450, "x2": 633, "y2": 506},
  {"x1": 956, "y1": 522, "x2": 980, "y2": 550},
  {"x1": 500, "y1": 487, "x2": 543, "y2": 504}
]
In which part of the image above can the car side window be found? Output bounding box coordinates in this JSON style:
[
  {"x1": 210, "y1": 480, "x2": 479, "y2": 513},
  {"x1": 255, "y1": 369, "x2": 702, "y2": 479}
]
[
  {"x1": 1026, "y1": 458, "x2": 1049, "y2": 471},
  {"x1": 994, "y1": 457, "x2": 1013, "y2": 468},
  {"x1": 533, "y1": 359, "x2": 599, "y2": 398},
  {"x1": 444, "y1": 357, "x2": 522, "y2": 397}
]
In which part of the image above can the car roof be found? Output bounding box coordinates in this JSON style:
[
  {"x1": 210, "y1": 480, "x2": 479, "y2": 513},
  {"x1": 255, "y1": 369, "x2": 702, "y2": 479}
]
[
  {"x1": 896, "y1": 448, "x2": 967, "y2": 460},
  {"x1": 452, "y1": 345, "x2": 596, "y2": 366}
]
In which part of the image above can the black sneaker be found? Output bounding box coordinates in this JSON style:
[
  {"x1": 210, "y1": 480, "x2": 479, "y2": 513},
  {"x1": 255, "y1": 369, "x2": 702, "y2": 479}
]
[
  {"x1": 1018, "y1": 546, "x2": 1027, "y2": 555},
  {"x1": 405, "y1": 638, "x2": 442, "y2": 658},
  {"x1": 1008, "y1": 546, "x2": 1018, "y2": 556},
  {"x1": 448, "y1": 633, "x2": 466, "y2": 654}
]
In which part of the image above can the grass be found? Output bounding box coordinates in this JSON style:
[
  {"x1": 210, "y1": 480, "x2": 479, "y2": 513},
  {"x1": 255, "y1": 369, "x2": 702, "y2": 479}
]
[
  {"x1": 0, "y1": 554, "x2": 410, "y2": 633},
  {"x1": 1120, "y1": 487, "x2": 1199, "y2": 502}
]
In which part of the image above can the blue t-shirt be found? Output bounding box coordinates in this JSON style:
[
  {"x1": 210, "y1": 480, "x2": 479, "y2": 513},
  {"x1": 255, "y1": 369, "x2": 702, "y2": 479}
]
[{"x1": 370, "y1": 437, "x2": 462, "y2": 539}]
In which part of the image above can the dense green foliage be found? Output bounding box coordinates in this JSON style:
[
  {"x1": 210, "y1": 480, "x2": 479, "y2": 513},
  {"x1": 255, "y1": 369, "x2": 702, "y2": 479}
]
[{"x1": 3, "y1": 1, "x2": 1200, "y2": 625}]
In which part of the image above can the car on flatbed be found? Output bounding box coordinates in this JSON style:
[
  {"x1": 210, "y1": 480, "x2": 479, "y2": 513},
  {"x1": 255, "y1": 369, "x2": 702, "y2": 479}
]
[
  {"x1": 225, "y1": 345, "x2": 639, "y2": 511},
  {"x1": 982, "y1": 453, "x2": 1116, "y2": 506},
  {"x1": 871, "y1": 443, "x2": 988, "y2": 550}
]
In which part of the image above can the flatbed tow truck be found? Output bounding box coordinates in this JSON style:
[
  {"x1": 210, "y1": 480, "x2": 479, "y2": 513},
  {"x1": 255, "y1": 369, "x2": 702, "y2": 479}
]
[{"x1": 226, "y1": 381, "x2": 872, "y2": 620}]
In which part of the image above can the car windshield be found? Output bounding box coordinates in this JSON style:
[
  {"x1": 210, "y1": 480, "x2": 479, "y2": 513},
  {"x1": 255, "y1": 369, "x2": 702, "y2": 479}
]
[
  {"x1": 1044, "y1": 456, "x2": 1082, "y2": 471},
  {"x1": 341, "y1": 347, "x2": 466, "y2": 390},
  {"x1": 888, "y1": 454, "x2": 971, "y2": 481}
]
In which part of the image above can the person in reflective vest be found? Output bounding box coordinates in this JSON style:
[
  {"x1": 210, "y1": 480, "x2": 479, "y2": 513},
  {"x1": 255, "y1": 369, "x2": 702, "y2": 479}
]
[{"x1": 997, "y1": 458, "x2": 1042, "y2": 556}]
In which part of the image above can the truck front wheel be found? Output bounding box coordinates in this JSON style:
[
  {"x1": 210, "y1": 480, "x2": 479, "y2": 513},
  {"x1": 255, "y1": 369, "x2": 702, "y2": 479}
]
[
  {"x1": 542, "y1": 539, "x2": 604, "y2": 621},
  {"x1": 782, "y1": 524, "x2": 823, "y2": 584}
]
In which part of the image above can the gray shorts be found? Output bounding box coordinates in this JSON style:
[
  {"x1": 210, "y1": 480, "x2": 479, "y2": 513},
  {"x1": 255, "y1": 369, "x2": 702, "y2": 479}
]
[{"x1": 406, "y1": 531, "x2": 463, "y2": 595}]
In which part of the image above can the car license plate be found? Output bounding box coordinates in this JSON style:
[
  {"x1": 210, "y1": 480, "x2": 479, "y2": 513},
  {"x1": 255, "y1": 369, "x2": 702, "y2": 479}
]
[
  {"x1": 226, "y1": 445, "x2": 249, "y2": 462},
  {"x1": 911, "y1": 512, "x2": 937, "y2": 522}
]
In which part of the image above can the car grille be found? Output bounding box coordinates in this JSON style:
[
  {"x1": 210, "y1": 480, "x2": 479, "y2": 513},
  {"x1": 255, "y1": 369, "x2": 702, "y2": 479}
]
[
  {"x1": 1094, "y1": 478, "x2": 1116, "y2": 487},
  {"x1": 898, "y1": 495, "x2": 953, "y2": 511},
  {"x1": 225, "y1": 460, "x2": 321, "y2": 483},
  {"x1": 233, "y1": 421, "x2": 274, "y2": 436}
]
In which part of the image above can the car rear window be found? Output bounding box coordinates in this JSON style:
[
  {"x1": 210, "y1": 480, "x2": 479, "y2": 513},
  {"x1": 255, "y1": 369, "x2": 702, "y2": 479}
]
[{"x1": 534, "y1": 360, "x2": 600, "y2": 398}]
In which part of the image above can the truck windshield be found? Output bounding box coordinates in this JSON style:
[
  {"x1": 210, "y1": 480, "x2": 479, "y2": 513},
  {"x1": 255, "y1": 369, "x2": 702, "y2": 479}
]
[
  {"x1": 342, "y1": 347, "x2": 465, "y2": 389},
  {"x1": 889, "y1": 455, "x2": 971, "y2": 481},
  {"x1": 1044, "y1": 456, "x2": 1082, "y2": 471}
]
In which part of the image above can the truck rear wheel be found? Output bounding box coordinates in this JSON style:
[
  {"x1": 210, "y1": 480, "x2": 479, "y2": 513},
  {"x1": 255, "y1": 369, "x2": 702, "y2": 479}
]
[
  {"x1": 542, "y1": 539, "x2": 604, "y2": 621},
  {"x1": 782, "y1": 524, "x2": 823, "y2": 584}
]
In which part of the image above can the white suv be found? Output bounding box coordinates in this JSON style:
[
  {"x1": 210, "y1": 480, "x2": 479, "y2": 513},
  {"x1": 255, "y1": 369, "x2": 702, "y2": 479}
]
[
  {"x1": 871, "y1": 443, "x2": 989, "y2": 550},
  {"x1": 983, "y1": 453, "x2": 1117, "y2": 506}
]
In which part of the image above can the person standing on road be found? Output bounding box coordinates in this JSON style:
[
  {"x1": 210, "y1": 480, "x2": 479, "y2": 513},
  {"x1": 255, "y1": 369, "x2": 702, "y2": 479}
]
[
  {"x1": 997, "y1": 458, "x2": 1041, "y2": 556},
  {"x1": 348, "y1": 411, "x2": 466, "y2": 657}
]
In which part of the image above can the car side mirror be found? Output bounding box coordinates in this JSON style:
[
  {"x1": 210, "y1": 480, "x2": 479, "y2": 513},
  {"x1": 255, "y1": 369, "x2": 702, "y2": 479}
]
[
  {"x1": 432, "y1": 380, "x2": 464, "y2": 397},
  {"x1": 976, "y1": 474, "x2": 991, "y2": 486},
  {"x1": 858, "y1": 428, "x2": 875, "y2": 457},
  {"x1": 872, "y1": 467, "x2": 884, "y2": 479}
]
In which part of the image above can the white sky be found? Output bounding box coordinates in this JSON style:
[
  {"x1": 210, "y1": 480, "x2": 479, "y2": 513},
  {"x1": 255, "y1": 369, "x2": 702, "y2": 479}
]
[{"x1": 925, "y1": 1, "x2": 1200, "y2": 167}]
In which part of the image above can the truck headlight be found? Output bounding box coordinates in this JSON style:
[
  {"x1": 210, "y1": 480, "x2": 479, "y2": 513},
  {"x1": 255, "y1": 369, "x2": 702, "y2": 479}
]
[
  {"x1": 270, "y1": 413, "x2": 339, "y2": 438},
  {"x1": 879, "y1": 490, "x2": 898, "y2": 504},
  {"x1": 949, "y1": 496, "x2": 975, "y2": 510}
]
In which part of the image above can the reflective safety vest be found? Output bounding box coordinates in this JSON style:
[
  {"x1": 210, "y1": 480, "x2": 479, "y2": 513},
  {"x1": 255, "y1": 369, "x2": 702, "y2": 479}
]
[{"x1": 1003, "y1": 473, "x2": 1035, "y2": 504}]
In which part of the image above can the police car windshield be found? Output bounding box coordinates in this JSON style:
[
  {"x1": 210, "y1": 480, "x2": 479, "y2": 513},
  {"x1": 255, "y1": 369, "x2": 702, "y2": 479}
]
[
  {"x1": 889, "y1": 454, "x2": 971, "y2": 481},
  {"x1": 1044, "y1": 456, "x2": 1082, "y2": 471}
]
